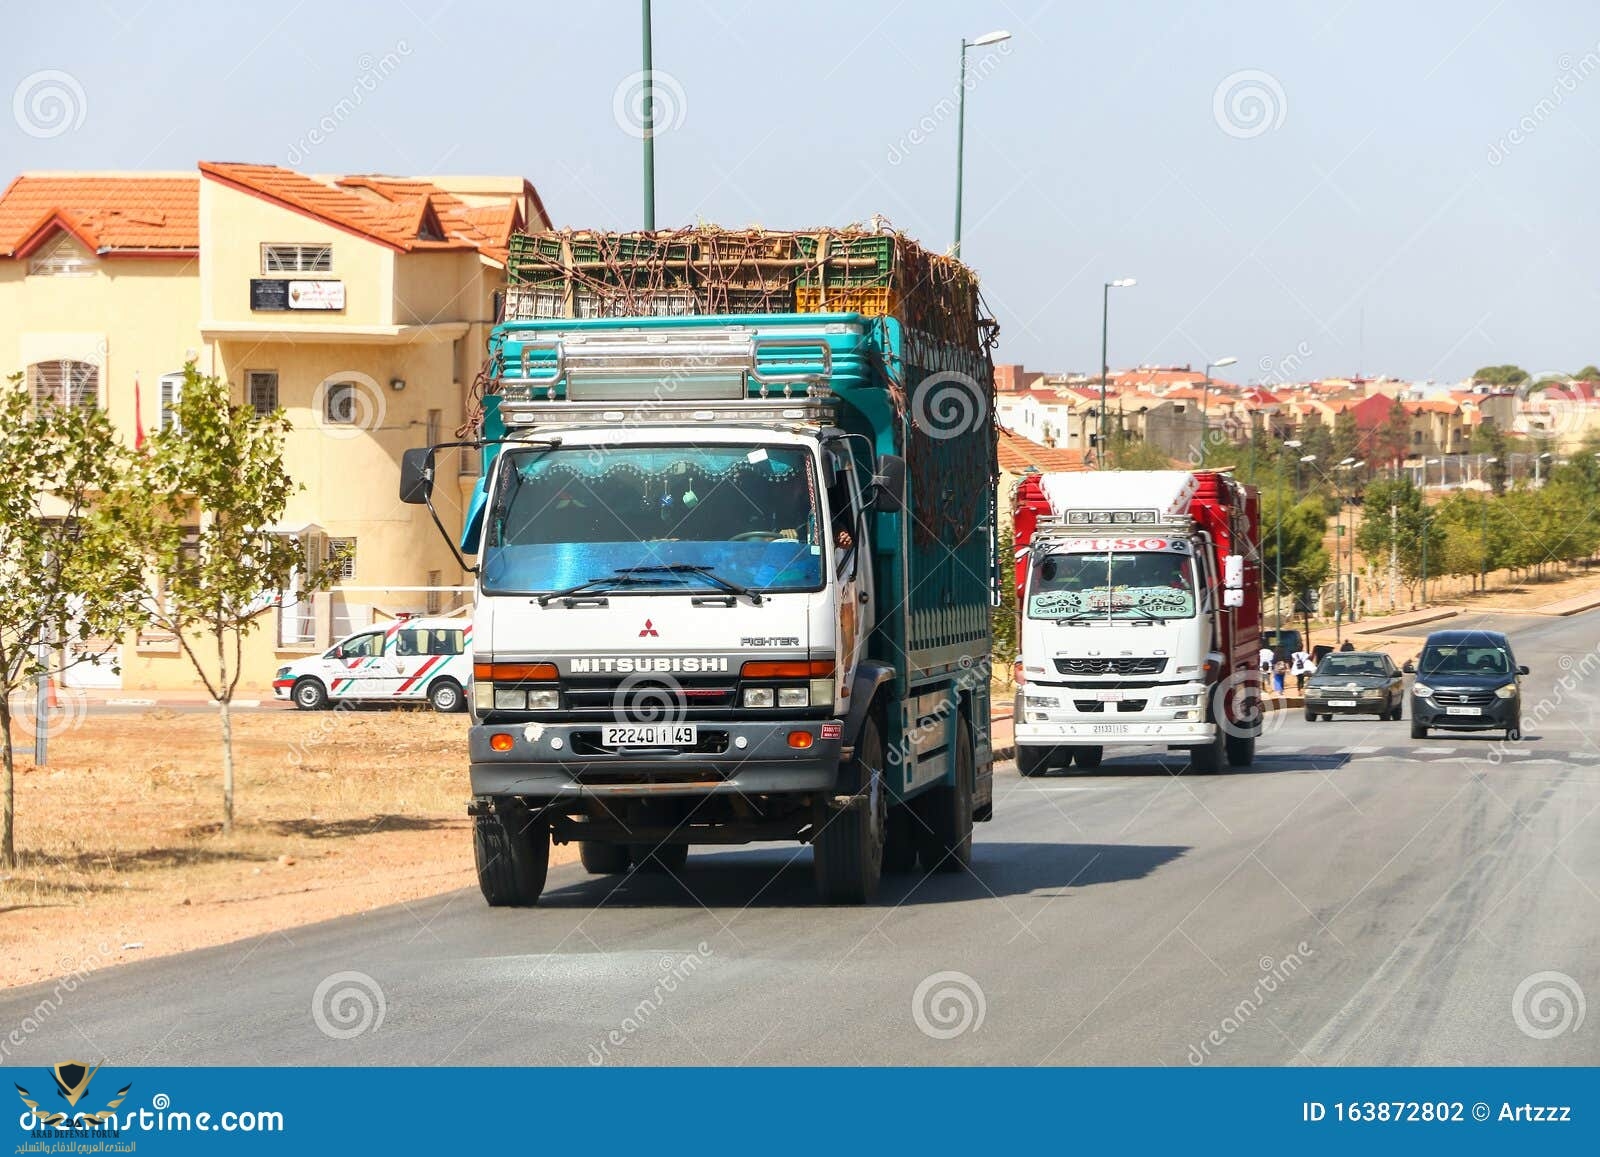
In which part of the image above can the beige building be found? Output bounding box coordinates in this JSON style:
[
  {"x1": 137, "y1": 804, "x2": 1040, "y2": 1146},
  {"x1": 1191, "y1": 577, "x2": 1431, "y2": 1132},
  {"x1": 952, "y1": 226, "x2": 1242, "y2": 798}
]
[{"x1": 0, "y1": 162, "x2": 551, "y2": 690}]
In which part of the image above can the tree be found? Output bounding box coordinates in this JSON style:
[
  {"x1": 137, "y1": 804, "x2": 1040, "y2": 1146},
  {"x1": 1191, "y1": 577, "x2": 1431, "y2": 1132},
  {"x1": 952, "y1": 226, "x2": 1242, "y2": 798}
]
[
  {"x1": 1574, "y1": 365, "x2": 1600, "y2": 381},
  {"x1": 0, "y1": 380, "x2": 144, "y2": 867},
  {"x1": 1332, "y1": 410, "x2": 1361, "y2": 466},
  {"x1": 1471, "y1": 364, "x2": 1528, "y2": 386},
  {"x1": 1469, "y1": 418, "x2": 1509, "y2": 493},
  {"x1": 993, "y1": 515, "x2": 1017, "y2": 671},
  {"x1": 116, "y1": 366, "x2": 334, "y2": 833},
  {"x1": 1261, "y1": 492, "x2": 1329, "y2": 628},
  {"x1": 1354, "y1": 478, "x2": 1445, "y2": 599},
  {"x1": 1372, "y1": 397, "x2": 1412, "y2": 472}
]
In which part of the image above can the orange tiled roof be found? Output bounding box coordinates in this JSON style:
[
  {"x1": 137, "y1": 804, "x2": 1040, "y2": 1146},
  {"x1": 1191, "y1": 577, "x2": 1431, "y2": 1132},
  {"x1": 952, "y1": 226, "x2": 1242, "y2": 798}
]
[
  {"x1": 998, "y1": 429, "x2": 1089, "y2": 474},
  {"x1": 0, "y1": 173, "x2": 198, "y2": 257}
]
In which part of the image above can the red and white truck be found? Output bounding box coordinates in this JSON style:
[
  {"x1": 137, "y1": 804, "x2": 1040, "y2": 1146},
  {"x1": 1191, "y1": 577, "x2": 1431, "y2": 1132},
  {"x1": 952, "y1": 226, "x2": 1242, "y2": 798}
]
[{"x1": 1011, "y1": 469, "x2": 1263, "y2": 775}]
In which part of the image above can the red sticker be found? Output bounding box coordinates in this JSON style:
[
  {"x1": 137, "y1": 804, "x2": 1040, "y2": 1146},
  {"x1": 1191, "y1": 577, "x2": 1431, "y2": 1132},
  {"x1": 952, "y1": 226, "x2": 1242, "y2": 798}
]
[{"x1": 821, "y1": 722, "x2": 842, "y2": 739}]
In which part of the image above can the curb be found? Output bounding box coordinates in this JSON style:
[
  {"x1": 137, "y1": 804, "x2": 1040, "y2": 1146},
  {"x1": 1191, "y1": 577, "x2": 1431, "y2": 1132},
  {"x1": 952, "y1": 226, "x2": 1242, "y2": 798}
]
[
  {"x1": 1554, "y1": 597, "x2": 1600, "y2": 617},
  {"x1": 1352, "y1": 607, "x2": 1459, "y2": 635}
]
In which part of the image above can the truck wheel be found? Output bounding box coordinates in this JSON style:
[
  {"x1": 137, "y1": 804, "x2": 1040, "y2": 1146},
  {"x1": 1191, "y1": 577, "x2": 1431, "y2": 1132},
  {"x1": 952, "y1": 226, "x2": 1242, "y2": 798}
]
[
  {"x1": 474, "y1": 807, "x2": 549, "y2": 907},
  {"x1": 883, "y1": 804, "x2": 918, "y2": 873},
  {"x1": 292, "y1": 678, "x2": 329, "y2": 711},
  {"x1": 913, "y1": 717, "x2": 975, "y2": 873},
  {"x1": 1225, "y1": 732, "x2": 1255, "y2": 768},
  {"x1": 813, "y1": 714, "x2": 886, "y2": 903},
  {"x1": 1073, "y1": 745, "x2": 1103, "y2": 769},
  {"x1": 427, "y1": 678, "x2": 464, "y2": 713},
  {"x1": 1410, "y1": 719, "x2": 1427, "y2": 740},
  {"x1": 1016, "y1": 744, "x2": 1053, "y2": 778},
  {"x1": 579, "y1": 840, "x2": 631, "y2": 875},
  {"x1": 1187, "y1": 728, "x2": 1225, "y2": 775},
  {"x1": 631, "y1": 842, "x2": 689, "y2": 874}
]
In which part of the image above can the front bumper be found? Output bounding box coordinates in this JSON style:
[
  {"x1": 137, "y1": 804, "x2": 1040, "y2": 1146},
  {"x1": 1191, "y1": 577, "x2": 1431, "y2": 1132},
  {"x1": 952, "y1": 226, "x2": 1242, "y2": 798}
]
[
  {"x1": 1014, "y1": 720, "x2": 1215, "y2": 747},
  {"x1": 468, "y1": 719, "x2": 842, "y2": 799},
  {"x1": 1412, "y1": 695, "x2": 1518, "y2": 730},
  {"x1": 1305, "y1": 693, "x2": 1391, "y2": 715},
  {"x1": 272, "y1": 679, "x2": 293, "y2": 700}
]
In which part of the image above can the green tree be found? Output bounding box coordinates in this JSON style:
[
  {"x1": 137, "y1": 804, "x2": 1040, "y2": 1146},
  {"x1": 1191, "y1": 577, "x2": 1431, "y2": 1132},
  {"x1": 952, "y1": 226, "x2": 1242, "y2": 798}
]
[
  {"x1": 116, "y1": 366, "x2": 336, "y2": 833},
  {"x1": 1372, "y1": 397, "x2": 1413, "y2": 471},
  {"x1": 1472, "y1": 364, "x2": 1529, "y2": 386},
  {"x1": 1355, "y1": 478, "x2": 1445, "y2": 598},
  {"x1": 0, "y1": 380, "x2": 145, "y2": 867},
  {"x1": 1261, "y1": 492, "x2": 1330, "y2": 627},
  {"x1": 1469, "y1": 418, "x2": 1509, "y2": 493},
  {"x1": 993, "y1": 514, "x2": 1018, "y2": 671},
  {"x1": 1574, "y1": 365, "x2": 1600, "y2": 381},
  {"x1": 1332, "y1": 410, "x2": 1361, "y2": 465}
]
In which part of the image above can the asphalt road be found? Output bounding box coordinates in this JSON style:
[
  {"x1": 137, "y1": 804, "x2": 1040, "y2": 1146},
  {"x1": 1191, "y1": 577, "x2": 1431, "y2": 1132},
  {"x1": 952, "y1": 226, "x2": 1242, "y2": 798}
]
[{"x1": 6, "y1": 609, "x2": 1600, "y2": 1067}]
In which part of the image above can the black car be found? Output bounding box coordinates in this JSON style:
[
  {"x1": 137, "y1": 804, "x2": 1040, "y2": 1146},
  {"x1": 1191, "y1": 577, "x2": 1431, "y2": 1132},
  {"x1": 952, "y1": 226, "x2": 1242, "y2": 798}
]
[
  {"x1": 1304, "y1": 651, "x2": 1405, "y2": 721},
  {"x1": 1409, "y1": 629, "x2": 1527, "y2": 740}
]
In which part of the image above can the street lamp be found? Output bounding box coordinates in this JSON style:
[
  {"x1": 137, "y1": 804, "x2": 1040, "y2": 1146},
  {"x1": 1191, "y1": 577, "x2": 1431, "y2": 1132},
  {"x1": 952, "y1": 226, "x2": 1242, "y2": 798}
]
[
  {"x1": 1200, "y1": 356, "x2": 1237, "y2": 461},
  {"x1": 1297, "y1": 452, "x2": 1316, "y2": 495},
  {"x1": 1535, "y1": 450, "x2": 1552, "y2": 485},
  {"x1": 952, "y1": 28, "x2": 1011, "y2": 258},
  {"x1": 1480, "y1": 456, "x2": 1498, "y2": 592},
  {"x1": 1098, "y1": 278, "x2": 1136, "y2": 467},
  {"x1": 1273, "y1": 438, "x2": 1303, "y2": 635},
  {"x1": 1333, "y1": 459, "x2": 1362, "y2": 640}
]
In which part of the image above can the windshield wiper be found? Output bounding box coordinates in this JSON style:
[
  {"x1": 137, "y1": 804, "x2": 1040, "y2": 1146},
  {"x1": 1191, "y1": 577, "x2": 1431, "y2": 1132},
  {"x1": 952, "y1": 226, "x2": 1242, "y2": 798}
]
[
  {"x1": 536, "y1": 573, "x2": 677, "y2": 606},
  {"x1": 623, "y1": 564, "x2": 765, "y2": 606}
]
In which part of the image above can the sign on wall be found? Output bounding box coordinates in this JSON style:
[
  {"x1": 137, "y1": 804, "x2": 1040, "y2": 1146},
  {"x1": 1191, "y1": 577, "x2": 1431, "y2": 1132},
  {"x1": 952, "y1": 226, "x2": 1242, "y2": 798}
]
[
  {"x1": 249, "y1": 279, "x2": 345, "y2": 311},
  {"x1": 249, "y1": 278, "x2": 290, "y2": 311}
]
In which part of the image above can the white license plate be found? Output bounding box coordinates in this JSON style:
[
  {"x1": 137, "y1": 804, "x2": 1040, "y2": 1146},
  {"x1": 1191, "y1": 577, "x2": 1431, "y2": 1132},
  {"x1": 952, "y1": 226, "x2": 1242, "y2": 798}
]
[
  {"x1": 1092, "y1": 724, "x2": 1129, "y2": 734},
  {"x1": 1096, "y1": 690, "x2": 1125, "y2": 702},
  {"x1": 602, "y1": 724, "x2": 698, "y2": 747},
  {"x1": 1446, "y1": 706, "x2": 1481, "y2": 716},
  {"x1": 1329, "y1": 699, "x2": 1358, "y2": 707}
]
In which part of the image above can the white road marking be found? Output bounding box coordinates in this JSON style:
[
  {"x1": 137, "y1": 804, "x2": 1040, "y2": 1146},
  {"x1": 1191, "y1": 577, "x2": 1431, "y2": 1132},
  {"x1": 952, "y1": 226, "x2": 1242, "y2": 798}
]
[
  {"x1": 1348, "y1": 746, "x2": 1383, "y2": 755},
  {"x1": 1412, "y1": 747, "x2": 1458, "y2": 755}
]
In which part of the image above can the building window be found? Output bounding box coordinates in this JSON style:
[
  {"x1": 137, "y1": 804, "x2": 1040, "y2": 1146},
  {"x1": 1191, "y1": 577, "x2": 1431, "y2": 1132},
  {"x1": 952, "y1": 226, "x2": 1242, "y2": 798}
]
[
  {"x1": 325, "y1": 382, "x2": 358, "y2": 425},
  {"x1": 28, "y1": 235, "x2": 94, "y2": 277},
  {"x1": 261, "y1": 243, "x2": 332, "y2": 274},
  {"x1": 1412, "y1": 430, "x2": 1423, "y2": 444},
  {"x1": 426, "y1": 570, "x2": 443, "y2": 615},
  {"x1": 159, "y1": 371, "x2": 184, "y2": 430},
  {"x1": 247, "y1": 371, "x2": 279, "y2": 416},
  {"x1": 29, "y1": 360, "x2": 99, "y2": 410},
  {"x1": 326, "y1": 537, "x2": 357, "y2": 581}
]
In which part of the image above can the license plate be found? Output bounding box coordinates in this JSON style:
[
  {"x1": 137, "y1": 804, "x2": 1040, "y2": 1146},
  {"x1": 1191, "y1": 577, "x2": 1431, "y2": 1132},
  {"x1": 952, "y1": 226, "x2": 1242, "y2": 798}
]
[
  {"x1": 602, "y1": 724, "x2": 698, "y2": 747},
  {"x1": 1096, "y1": 690, "x2": 1125, "y2": 702},
  {"x1": 1092, "y1": 724, "x2": 1129, "y2": 734},
  {"x1": 1329, "y1": 699, "x2": 1358, "y2": 707},
  {"x1": 1446, "y1": 706, "x2": 1481, "y2": 716}
]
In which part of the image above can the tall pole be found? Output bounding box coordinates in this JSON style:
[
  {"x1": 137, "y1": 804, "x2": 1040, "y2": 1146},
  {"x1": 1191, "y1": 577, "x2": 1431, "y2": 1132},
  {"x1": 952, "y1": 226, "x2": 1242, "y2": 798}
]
[
  {"x1": 1275, "y1": 459, "x2": 1283, "y2": 632},
  {"x1": 953, "y1": 39, "x2": 968, "y2": 258},
  {"x1": 1420, "y1": 512, "x2": 1429, "y2": 606},
  {"x1": 1098, "y1": 282, "x2": 1110, "y2": 467},
  {"x1": 1388, "y1": 503, "x2": 1399, "y2": 612},
  {"x1": 1333, "y1": 491, "x2": 1342, "y2": 646},
  {"x1": 1480, "y1": 483, "x2": 1488, "y2": 593},
  {"x1": 641, "y1": 0, "x2": 656, "y2": 230}
]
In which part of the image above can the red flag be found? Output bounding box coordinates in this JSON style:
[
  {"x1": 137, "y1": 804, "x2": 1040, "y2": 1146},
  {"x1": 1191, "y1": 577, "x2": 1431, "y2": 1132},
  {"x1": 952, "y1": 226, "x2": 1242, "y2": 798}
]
[{"x1": 134, "y1": 374, "x2": 146, "y2": 450}]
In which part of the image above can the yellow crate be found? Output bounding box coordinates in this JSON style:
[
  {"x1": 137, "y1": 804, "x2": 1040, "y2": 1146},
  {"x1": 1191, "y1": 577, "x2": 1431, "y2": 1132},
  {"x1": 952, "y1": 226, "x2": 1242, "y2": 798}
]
[{"x1": 795, "y1": 285, "x2": 898, "y2": 316}]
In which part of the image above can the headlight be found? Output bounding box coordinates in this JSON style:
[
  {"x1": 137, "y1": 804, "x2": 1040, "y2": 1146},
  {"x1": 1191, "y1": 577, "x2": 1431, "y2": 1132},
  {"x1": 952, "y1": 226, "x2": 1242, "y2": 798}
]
[
  {"x1": 1412, "y1": 684, "x2": 1433, "y2": 697},
  {"x1": 777, "y1": 687, "x2": 810, "y2": 708},
  {"x1": 1494, "y1": 682, "x2": 1518, "y2": 699},
  {"x1": 526, "y1": 689, "x2": 560, "y2": 710},
  {"x1": 743, "y1": 687, "x2": 775, "y2": 708},
  {"x1": 1024, "y1": 694, "x2": 1059, "y2": 708},
  {"x1": 475, "y1": 681, "x2": 494, "y2": 712},
  {"x1": 276, "y1": 666, "x2": 291, "y2": 678},
  {"x1": 494, "y1": 687, "x2": 528, "y2": 710},
  {"x1": 1361, "y1": 688, "x2": 1383, "y2": 698},
  {"x1": 1160, "y1": 693, "x2": 1200, "y2": 706}
]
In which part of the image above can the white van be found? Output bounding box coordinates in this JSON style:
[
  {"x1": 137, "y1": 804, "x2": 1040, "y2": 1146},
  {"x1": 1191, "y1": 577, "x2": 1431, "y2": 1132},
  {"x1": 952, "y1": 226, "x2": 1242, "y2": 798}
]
[{"x1": 273, "y1": 616, "x2": 473, "y2": 712}]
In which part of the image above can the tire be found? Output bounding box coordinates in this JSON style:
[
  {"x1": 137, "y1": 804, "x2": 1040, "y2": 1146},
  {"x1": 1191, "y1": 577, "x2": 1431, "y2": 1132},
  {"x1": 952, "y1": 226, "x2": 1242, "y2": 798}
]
[
  {"x1": 292, "y1": 678, "x2": 329, "y2": 711},
  {"x1": 1410, "y1": 718, "x2": 1427, "y2": 740},
  {"x1": 1073, "y1": 745, "x2": 1103, "y2": 769},
  {"x1": 1304, "y1": 706, "x2": 1316, "y2": 722},
  {"x1": 474, "y1": 807, "x2": 549, "y2": 907},
  {"x1": 914, "y1": 717, "x2": 975, "y2": 873},
  {"x1": 631, "y1": 842, "x2": 689, "y2": 874},
  {"x1": 1187, "y1": 726, "x2": 1225, "y2": 775},
  {"x1": 427, "y1": 678, "x2": 464, "y2": 713},
  {"x1": 1225, "y1": 732, "x2": 1255, "y2": 768},
  {"x1": 1016, "y1": 744, "x2": 1053, "y2": 778},
  {"x1": 813, "y1": 714, "x2": 886, "y2": 903},
  {"x1": 1507, "y1": 720, "x2": 1522, "y2": 742},
  {"x1": 579, "y1": 840, "x2": 631, "y2": 875},
  {"x1": 883, "y1": 804, "x2": 918, "y2": 873}
]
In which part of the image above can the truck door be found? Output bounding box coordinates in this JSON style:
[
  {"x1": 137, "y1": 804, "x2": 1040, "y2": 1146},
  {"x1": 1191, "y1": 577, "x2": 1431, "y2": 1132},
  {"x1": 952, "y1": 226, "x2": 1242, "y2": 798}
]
[{"x1": 826, "y1": 446, "x2": 869, "y2": 701}]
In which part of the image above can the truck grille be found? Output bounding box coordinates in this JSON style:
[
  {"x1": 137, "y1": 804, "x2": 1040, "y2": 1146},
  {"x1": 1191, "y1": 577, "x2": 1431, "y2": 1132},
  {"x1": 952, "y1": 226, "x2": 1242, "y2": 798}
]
[
  {"x1": 1055, "y1": 657, "x2": 1166, "y2": 676},
  {"x1": 563, "y1": 679, "x2": 736, "y2": 716},
  {"x1": 1072, "y1": 700, "x2": 1149, "y2": 713},
  {"x1": 1431, "y1": 690, "x2": 1497, "y2": 707}
]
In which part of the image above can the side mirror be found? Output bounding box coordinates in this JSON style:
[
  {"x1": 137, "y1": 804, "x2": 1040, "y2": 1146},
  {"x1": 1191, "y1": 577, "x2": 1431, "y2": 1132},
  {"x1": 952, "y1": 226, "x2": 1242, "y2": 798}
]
[
  {"x1": 400, "y1": 447, "x2": 434, "y2": 504},
  {"x1": 1517, "y1": 664, "x2": 1530, "y2": 676},
  {"x1": 868, "y1": 454, "x2": 906, "y2": 513}
]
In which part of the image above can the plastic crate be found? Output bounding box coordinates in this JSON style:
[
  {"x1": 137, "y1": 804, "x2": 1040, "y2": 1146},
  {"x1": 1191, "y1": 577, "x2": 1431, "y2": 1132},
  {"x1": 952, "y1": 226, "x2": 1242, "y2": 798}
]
[
  {"x1": 795, "y1": 285, "x2": 897, "y2": 316},
  {"x1": 502, "y1": 285, "x2": 566, "y2": 320},
  {"x1": 796, "y1": 234, "x2": 895, "y2": 286}
]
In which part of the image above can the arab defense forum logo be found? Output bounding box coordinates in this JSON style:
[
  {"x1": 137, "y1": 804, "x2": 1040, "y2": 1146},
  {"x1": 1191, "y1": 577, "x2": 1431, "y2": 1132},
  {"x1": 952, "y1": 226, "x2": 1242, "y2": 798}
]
[{"x1": 15, "y1": 1060, "x2": 131, "y2": 1132}]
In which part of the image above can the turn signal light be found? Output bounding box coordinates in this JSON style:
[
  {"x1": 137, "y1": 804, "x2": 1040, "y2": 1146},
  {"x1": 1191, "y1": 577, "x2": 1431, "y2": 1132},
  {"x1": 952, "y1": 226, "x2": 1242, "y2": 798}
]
[
  {"x1": 489, "y1": 732, "x2": 515, "y2": 752},
  {"x1": 475, "y1": 662, "x2": 558, "y2": 682},
  {"x1": 742, "y1": 660, "x2": 835, "y2": 678},
  {"x1": 787, "y1": 730, "x2": 814, "y2": 749}
]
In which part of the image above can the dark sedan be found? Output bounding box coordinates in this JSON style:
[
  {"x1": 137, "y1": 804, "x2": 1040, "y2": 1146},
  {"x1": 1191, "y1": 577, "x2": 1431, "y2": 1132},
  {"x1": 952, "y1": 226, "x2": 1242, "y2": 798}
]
[
  {"x1": 1304, "y1": 651, "x2": 1405, "y2": 721},
  {"x1": 1410, "y1": 629, "x2": 1526, "y2": 740}
]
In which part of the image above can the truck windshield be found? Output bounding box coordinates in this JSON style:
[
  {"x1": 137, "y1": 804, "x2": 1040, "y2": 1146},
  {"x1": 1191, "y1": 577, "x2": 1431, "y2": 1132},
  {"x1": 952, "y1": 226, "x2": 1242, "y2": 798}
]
[
  {"x1": 481, "y1": 444, "x2": 824, "y2": 595},
  {"x1": 1027, "y1": 550, "x2": 1197, "y2": 621}
]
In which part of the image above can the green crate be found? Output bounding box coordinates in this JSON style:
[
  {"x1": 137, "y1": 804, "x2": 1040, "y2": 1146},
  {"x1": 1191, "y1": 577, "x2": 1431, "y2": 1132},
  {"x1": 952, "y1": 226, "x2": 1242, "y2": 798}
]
[{"x1": 796, "y1": 233, "x2": 895, "y2": 287}]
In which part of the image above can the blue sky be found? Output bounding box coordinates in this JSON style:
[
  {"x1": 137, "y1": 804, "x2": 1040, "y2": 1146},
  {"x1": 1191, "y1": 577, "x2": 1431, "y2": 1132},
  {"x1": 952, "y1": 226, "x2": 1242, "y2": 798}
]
[{"x1": 12, "y1": 0, "x2": 1600, "y2": 383}]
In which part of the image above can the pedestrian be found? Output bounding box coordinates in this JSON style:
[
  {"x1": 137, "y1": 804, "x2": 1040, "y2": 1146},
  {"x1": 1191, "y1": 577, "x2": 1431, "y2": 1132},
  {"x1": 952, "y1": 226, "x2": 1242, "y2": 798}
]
[
  {"x1": 1339, "y1": 639, "x2": 1354, "y2": 652},
  {"x1": 1291, "y1": 647, "x2": 1314, "y2": 692},
  {"x1": 1273, "y1": 658, "x2": 1289, "y2": 695},
  {"x1": 1259, "y1": 644, "x2": 1274, "y2": 675}
]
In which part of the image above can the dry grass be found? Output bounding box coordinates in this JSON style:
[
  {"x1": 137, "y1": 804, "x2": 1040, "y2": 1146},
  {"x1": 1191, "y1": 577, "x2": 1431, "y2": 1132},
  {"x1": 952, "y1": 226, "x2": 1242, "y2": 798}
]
[{"x1": 1, "y1": 707, "x2": 573, "y2": 987}]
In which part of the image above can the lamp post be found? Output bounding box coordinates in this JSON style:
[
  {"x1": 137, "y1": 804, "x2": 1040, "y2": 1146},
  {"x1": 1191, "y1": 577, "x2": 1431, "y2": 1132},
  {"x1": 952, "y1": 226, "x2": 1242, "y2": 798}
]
[
  {"x1": 1274, "y1": 439, "x2": 1302, "y2": 634},
  {"x1": 1098, "y1": 278, "x2": 1136, "y2": 466},
  {"x1": 1200, "y1": 356, "x2": 1237, "y2": 463},
  {"x1": 1480, "y1": 456, "x2": 1498, "y2": 592},
  {"x1": 641, "y1": 0, "x2": 655, "y2": 229},
  {"x1": 1333, "y1": 458, "x2": 1361, "y2": 640},
  {"x1": 1536, "y1": 450, "x2": 1551, "y2": 486},
  {"x1": 952, "y1": 29, "x2": 1011, "y2": 258},
  {"x1": 1296, "y1": 452, "x2": 1316, "y2": 497}
]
